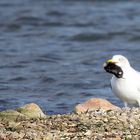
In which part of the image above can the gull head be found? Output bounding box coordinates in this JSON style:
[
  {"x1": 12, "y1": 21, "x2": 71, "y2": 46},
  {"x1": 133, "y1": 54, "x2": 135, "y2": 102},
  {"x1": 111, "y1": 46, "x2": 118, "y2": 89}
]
[
  {"x1": 107, "y1": 55, "x2": 130, "y2": 68},
  {"x1": 103, "y1": 55, "x2": 130, "y2": 78}
]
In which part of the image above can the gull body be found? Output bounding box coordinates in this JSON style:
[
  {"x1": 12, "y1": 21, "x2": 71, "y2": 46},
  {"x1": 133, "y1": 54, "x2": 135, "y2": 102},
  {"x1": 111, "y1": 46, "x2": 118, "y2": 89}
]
[{"x1": 104, "y1": 55, "x2": 140, "y2": 107}]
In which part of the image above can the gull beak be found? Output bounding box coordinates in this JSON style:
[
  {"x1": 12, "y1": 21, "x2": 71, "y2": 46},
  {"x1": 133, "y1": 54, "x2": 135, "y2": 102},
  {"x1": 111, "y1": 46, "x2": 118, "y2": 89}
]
[{"x1": 106, "y1": 59, "x2": 117, "y2": 64}]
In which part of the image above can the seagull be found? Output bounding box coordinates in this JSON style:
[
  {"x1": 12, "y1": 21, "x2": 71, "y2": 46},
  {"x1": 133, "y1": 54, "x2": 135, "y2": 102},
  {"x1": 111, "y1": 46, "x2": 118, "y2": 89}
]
[{"x1": 103, "y1": 55, "x2": 140, "y2": 107}]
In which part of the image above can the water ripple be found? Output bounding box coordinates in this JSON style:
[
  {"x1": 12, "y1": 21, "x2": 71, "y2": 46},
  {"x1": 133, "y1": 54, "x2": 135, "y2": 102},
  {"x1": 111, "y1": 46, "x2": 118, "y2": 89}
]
[{"x1": 70, "y1": 33, "x2": 113, "y2": 42}]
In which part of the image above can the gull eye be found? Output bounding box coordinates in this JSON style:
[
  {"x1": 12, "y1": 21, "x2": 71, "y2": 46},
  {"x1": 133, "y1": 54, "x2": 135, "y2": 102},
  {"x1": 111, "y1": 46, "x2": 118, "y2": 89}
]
[
  {"x1": 119, "y1": 57, "x2": 125, "y2": 62},
  {"x1": 119, "y1": 58, "x2": 122, "y2": 61}
]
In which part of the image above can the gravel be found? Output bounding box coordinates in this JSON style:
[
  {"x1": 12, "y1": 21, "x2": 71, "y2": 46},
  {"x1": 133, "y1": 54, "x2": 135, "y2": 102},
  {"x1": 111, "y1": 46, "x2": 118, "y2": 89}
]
[{"x1": 0, "y1": 108, "x2": 140, "y2": 140}]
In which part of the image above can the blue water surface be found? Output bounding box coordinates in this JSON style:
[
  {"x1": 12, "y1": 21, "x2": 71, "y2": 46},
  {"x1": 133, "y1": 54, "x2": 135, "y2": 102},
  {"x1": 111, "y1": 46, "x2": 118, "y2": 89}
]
[{"x1": 0, "y1": 0, "x2": 140, "y2": 114}]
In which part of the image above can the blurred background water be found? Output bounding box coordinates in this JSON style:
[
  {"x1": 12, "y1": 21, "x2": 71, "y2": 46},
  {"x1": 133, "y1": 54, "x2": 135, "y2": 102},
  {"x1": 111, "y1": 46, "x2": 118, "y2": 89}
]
[{"x1": 0, "y1": 0, "x2": 140, "y2": 114}]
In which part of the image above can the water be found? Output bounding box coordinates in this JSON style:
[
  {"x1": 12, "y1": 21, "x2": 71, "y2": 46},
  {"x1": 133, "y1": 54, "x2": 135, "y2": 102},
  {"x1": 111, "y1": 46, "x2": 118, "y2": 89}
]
[{"x1": 0, "y1": 0, "x2": 140, "y2": 114}]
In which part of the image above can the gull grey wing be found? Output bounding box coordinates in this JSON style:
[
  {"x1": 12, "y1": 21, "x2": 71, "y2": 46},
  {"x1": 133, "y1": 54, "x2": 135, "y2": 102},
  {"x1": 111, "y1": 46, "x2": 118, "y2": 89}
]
[{"x1": 110, "y1": 82, "x2": 112, "y2": 90}]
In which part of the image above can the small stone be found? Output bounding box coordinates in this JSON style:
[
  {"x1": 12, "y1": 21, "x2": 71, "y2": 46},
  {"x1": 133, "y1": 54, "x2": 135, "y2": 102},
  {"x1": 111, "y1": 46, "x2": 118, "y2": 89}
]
[
  {"x1": 0, "y1": 133, "x2": 6, "y2": 140},
  {"x1": 103, "y1": 118, "x2": 108, "y2": 122},
  {"x1": 85, "y1": 130, "x2": 92, "y2": 136},
  {"x1": 111, "y1": 136, "x2": 121, "y2": 140}
]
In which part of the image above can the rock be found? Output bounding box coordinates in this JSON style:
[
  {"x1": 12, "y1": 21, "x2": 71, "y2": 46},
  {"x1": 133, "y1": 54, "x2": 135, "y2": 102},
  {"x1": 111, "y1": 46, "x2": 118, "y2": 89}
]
[
  {"x1": 0, "y1": 110, "x2": 26, "y2": 121},
  {"x1": 0, "y1": 103, "x2": 46, "y2": 120},
  {"x1": 0, "y1": 133, "x2": 6, "y2": 140},
  {"x1": 16, "y1": 103, "x2": 46, "y2": 118},
  {"x1": 74, "y1": 98, "x2": 120, "y2": 114}
]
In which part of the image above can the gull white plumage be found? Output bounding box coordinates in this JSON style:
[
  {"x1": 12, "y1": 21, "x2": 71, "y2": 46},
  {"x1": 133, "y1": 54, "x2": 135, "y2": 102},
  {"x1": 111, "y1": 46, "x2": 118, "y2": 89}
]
[{"x1": 104, "y1": 55, "x2": 140, "y2": 107}]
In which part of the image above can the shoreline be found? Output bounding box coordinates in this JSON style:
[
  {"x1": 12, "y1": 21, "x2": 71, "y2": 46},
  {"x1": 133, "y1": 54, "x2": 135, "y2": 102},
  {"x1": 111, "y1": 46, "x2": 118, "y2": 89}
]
[{"x1": 0, "y1": 101, "x2": 140, "y2": 139}]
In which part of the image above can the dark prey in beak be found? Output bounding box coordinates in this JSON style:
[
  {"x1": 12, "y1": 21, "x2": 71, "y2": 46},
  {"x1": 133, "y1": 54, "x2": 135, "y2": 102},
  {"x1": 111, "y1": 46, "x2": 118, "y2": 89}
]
[{"x1": 104, "y1": 62, "x2": 123, "y2": 78}]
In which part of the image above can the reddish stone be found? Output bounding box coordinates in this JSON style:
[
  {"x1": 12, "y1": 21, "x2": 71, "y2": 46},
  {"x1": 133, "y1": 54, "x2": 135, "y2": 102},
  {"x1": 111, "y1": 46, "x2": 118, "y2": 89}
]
[{"x1": 74, "y1": 98, "x2": 120, "y2": 114}]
